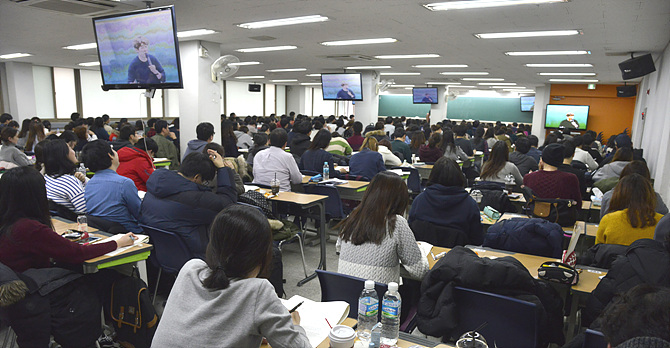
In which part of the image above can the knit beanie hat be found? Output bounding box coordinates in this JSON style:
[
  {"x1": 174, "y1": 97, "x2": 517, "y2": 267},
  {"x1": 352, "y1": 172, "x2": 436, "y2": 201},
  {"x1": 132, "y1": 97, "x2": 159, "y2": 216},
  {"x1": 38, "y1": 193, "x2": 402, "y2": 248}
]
[
  {"x1": 541, "y1": 143, "x2": 565, "y2": 167},
  {"x1": 615, "y1": 337, "x2": 670, "y2": 348},
  {"x1": 615, "y1": 133, "x2": 632, "y2": 148}
]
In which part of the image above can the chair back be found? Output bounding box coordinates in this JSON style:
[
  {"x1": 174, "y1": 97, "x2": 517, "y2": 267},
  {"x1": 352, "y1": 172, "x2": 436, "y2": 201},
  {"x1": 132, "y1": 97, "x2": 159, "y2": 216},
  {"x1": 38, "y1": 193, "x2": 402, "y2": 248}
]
[
  {"x1": 48, "y1": 200, "x2": 77, "y2": 222},
  {"x1": 140, "y1": 225, "x2": 193, "y2": 275},
  {"x1": 315, "y1": 270, "x2": 387, "y2": 320},
  {"x1": 237, "y1": 202, "x2": 265, "y2": 215},
  {"x1": 303, "y1": 184, "x2": 345, "y2": 221},
  {"x1": 409, "y1": 219, "x2": 468, "y2": 248},
  {"x1": 583, "y1": 329, "x2": 607, "y2": 348},
  {"x1": 86, "y1": 215, "x2": 128, "y2": 234},
  {"x1": 250, "y1": 182, "x2": 272, "y2": 189},
  {"x1": 453, "y1": 286, "x2": 539, "y2": 348},
  {"x1": 392, "y1": 166, "x2": 421, "y2": 194},
  {"x1": 300, "y1": 169, "x2": 320, "y2": 177}
]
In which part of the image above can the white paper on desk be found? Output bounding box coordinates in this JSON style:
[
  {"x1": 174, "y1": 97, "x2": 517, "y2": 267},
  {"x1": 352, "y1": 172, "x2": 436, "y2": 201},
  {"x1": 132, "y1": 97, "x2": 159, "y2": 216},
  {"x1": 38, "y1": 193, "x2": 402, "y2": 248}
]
[
  {"x1": 336, "y1": 166, "x2": 349, "y2": 173},
  {"x1": 417, "y1": 241, "x2": 434, "y2": 258},
  {"x1": 280, "y1": 295, "x2": 349, "y2": 348},
  {"x1": 321, "y1": 178, "x2": 348, "y2": 185},
  {"x1": 388, "y1": 169, "x2": 405, "y2": 176},
  {"x1": 153, "y1": 157, "x2": 169, "y2": 162},
  {"x1": 244, "y1": 185, "x2": 260, "y2": 192},
  {"x1": 93, "y1": 234, "x2": 149, "y2": 257}
]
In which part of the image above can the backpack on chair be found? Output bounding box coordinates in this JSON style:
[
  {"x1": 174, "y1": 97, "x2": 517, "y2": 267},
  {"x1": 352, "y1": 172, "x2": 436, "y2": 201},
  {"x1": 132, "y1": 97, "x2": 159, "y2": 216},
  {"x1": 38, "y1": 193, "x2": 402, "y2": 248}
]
[{"x1": 109, "y1": 275, "x2": 158, "y2": 348}]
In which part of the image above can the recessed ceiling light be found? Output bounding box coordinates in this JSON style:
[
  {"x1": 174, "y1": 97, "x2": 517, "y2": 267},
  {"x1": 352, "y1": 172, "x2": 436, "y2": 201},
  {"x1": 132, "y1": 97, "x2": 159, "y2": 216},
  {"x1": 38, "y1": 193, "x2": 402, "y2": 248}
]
[
  {"x1": 548, "y1": 79, "x2": 599, "y2": 83},
  {"x1": 63, "y1": 42, "x2": 97, "y2": 50},
  {"x1": 345, "y1": 66, "x2": 392, "y2": 70},
  {"x1": 526, "y1": 63, "x2": 593, "y2": 68},
  {"x1": 424, "y1": 0, "x2": 567, "y2": 11},
  {"x1": 506, "y1": 50, "x2": 590, "y2": 56},
  {"x1": 78, "y1": 61, "x2": 100, "y2": 67},
  {"x1": 380, "y1": 72, "x2": 421, "y2": 76},
  {"x1": 228, "y1": 61, "x2": 261, "y2": 66},
  {"x1": 449, "y1": 85, "x2": 476, "y2": 88},
  {"x1": 474, "y1": 30, "x2": 581, "y2": 39},
  {"x1": 271, "y1": 79, "x2": 298, "y2": 82},
  {"x1": 300, "y1": 82, "x2": 322, "y2": 85},
  {"x1": 440, "y1": 72, "x2": 489, "y2": 75},
  {"x1": 306, "y1": 73, "x2": 322, "y2": 77},
  {"x1": 388, "y1": 84, "x2": 415, "y2": 88},
  {"x1": 236, "y1": 46, "x2": 298, "y2": 53},
  {"x1": 375, "y1": 54, "x2": 440, "y2": 59},
  {"x1": 177, "y1": 29, "x2": 218, "y2": 38},
  {"x1": 491, "y1": 86, "x2": 526, "y2": 89},
  {"x1": 426, "y1": 82, "x2": 462, "y2": 85},
  {"x1": 235, "y1": 75, "x2": 265, "y2": 79},
  {"x1": 413, "y1": 64, "x2": 469, "y2": 68},
  {"x1": 462, "y1": 78, "x2": 505, "y2": 81},
  {"x1": 238, "y1": 15, "x2": 329, "y2": 29},
  {"x1": 266, "y1": 68, "x2": 307, "y2": 72},
  {"x1": 537, "y1": 72, "x2": 597, "y2": 76},
  {"x1": 0, "y1": 53, "x2": 33, "y2": 59},
  {"x1": 321, "y1": 38, "x2": 397, "y2": 46},
  {"x1": 478, "y1": 82, "x2": 517, "y2": 86}
]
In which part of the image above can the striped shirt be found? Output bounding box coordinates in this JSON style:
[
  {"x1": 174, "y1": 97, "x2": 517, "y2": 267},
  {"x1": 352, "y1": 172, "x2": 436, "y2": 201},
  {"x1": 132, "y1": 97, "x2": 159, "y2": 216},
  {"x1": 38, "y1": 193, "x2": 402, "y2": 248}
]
[
  {"x1": 45, "y1": 174, "x2": 87, "y2": 214},
  {"x1": 326, "y1": 138, "x2": 353, "y2": 156}
]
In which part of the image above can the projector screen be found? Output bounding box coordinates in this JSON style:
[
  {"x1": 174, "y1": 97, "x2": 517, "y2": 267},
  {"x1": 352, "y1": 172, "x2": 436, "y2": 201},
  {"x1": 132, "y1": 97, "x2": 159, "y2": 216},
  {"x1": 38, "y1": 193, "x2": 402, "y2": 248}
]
[
  {"x1": 321, "y1": 73, "x2": 363, "y2": 101},
  {"x1": 545, "y1": 104, "x2": 589, "y2": 130}
]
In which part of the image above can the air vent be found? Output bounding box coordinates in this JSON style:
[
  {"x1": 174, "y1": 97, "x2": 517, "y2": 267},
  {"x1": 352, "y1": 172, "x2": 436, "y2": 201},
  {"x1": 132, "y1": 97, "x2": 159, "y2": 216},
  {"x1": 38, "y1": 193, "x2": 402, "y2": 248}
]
[
  {"x1": 323, "y1": 54, "x2": 376, "y2": 61},
  {"x1": 249, "y1": 36, "x2": 276, "y2": 41},
  {"x1": 9, "y1": 0, "x2": 138, "y2": 17}
]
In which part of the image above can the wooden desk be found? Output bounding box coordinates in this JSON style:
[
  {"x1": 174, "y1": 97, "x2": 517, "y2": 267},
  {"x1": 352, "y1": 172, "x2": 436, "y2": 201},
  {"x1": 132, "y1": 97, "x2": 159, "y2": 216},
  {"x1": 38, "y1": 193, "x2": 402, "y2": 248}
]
[
  {"x1": 582, "y1": 200, "x2": 601, "y2": 211},
  {"x1": 302, "y1": 175, "x2": 370, "y2": 201},
  {"x1": 414, "y1": 164, "x2": 433, "y2": 179}
]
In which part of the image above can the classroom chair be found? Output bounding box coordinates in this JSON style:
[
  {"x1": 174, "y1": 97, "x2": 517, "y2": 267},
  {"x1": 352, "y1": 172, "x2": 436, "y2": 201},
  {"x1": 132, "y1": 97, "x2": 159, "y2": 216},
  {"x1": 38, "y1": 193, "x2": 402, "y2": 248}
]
[
  {"x1": 315, "y1": 270, "x2": 388, "y2": 321},
  {"x1": 302, "y1": 184, "x2": 346, "y2": 223},
  {"x1": 139, "y1": 225, "x2": 194, "y2": 304},
  {"x1": 87, "y1": 215, "x2": 128, "y2": 234},
  {"x1": 582, "y1": 329, "x2": 607, "y2": 348},
  {"x1": 300, "y1": 169, "x2": 320, "y2": 177},
  {"x1": 409, "y1": 219, "x2": 468, "y2": 248},
  {"x1": 48, "y1": 200, "x2": 77, "y2": 222},
  {"x1": 391, "y1": 166, "x2": 423, "y2": 196},
  {"x1": 452, "y1": 286, "x2": 540, "y2": 348}
]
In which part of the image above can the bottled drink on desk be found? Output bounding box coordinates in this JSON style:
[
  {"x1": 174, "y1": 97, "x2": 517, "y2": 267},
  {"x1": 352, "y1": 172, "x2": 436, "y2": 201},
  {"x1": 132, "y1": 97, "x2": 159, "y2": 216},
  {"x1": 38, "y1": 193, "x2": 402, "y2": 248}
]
[
  {"x1": 504, "y1": 174, "x2": 515, "y2": 193},
  {"x1": 357, "y1": 280, "x2": 379, "y2": 344},
  {"x1": 270, "y1": 174, "x2": 280, "y2": 195},
  {"x1": 380, "y1": 282, "x2": 401, "y2": 345},
  {"x1": 323, "y1": 161, "x2": 329, "y2": 181},
  {"x1": 77, "y1": 215, "x2": 87, "y2": 233}
]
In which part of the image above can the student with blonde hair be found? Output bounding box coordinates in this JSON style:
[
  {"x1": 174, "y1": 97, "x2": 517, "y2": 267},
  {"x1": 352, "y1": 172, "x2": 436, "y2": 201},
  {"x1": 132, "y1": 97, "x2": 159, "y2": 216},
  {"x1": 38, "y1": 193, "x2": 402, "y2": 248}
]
[{"x1": 349, "y1": 136, "x2": 385, "y2": 180}]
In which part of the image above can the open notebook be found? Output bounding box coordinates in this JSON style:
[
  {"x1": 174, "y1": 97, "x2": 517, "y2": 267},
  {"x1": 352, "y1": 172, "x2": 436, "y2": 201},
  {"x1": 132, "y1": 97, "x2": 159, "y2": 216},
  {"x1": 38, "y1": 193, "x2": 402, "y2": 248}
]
[
  {"x1": 280, "y1": 295, "x2": 349, "y2": 347},
  {"x1": 92, "y1": 234, "x2": 149, "y2": 256}
]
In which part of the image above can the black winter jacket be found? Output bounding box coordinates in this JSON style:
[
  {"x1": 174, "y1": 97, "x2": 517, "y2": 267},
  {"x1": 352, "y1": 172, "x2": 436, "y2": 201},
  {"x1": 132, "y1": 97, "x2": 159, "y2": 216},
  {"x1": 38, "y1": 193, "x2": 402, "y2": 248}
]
[{"x1": 483, "y1": 218, "x2": 564, "y2": 258}]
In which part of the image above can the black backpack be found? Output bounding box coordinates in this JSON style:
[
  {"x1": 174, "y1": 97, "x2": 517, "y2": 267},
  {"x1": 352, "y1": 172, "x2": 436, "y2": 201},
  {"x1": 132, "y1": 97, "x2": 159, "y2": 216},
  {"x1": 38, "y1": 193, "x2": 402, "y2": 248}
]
[
  {"x1": 472, "y1": 182, "x2": 517, "y2": 214},
  {"x1": 109, "y1": 276, "x2": 158, "y2": 348}
]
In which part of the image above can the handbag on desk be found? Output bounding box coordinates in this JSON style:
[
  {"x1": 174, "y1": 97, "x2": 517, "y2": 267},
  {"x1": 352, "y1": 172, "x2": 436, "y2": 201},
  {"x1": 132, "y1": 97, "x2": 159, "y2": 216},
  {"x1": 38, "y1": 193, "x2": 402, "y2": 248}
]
[{"x1": 524, "y1": 187, "x2": 578, "y2": 227}]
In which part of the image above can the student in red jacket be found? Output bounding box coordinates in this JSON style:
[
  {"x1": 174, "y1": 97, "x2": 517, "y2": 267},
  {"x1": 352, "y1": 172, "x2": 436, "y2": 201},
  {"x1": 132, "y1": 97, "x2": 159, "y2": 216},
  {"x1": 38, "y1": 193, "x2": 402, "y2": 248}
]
[{"x1": 117, "y1": 137, "x2": 157, "y2": 192}]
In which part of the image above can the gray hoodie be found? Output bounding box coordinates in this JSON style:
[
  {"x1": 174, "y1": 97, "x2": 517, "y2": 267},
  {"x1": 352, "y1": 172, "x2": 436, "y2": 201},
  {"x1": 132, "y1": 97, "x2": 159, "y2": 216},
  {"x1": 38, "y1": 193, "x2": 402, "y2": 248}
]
[
  {"x1": 592, "y1": 160, "x2": 630, "y2": 181},
  {"x1": 182, "y1": 139, "x2": 208, "y2": 160}
]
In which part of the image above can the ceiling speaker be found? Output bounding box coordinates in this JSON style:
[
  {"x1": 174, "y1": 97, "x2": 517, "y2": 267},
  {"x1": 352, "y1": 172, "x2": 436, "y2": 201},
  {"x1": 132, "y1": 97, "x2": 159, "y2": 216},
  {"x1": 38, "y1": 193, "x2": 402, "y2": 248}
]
[{"x1": 619, "y1": 54, "x2": 656, "y2": 80}]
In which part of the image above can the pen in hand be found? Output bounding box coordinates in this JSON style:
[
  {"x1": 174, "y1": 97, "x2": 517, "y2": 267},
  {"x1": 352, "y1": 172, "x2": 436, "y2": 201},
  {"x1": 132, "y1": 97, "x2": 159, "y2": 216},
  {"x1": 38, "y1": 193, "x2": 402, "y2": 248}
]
[{"x1": 289, "y1": 301, "x2": 304, "y2": 313}]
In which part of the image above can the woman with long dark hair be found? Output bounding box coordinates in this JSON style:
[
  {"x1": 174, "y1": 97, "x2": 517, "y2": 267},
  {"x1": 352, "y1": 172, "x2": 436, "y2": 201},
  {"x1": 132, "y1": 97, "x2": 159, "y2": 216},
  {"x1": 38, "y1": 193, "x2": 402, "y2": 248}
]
[
  {"x1": 152, "y1": 205, "x2": 311, "y2": 347},
  {"x1": 441, "y1": 130, "x2": 468, "y2": 162},
  {"x1": 337, "y1": 172, "x2": 429, "y2": 284},
  {"x1": 419, "y1": 132, "x2": 444, "y2": 163},
  {"x1": 471, "y1": 125, "x2": 489, "y2": 157},
  {"x1": 596, "y1": 173, "x2": 663, "y2": 245},
  {"x1": 0, "y1": 127, "x2": 32, "y2": 167},
  {"x1": 25, "y1": 120, "x2": 46, "y2": 152},
  {"x1": 479, "y1": 141, "x2": 523, "y2": 186},
  {"x1": 220, "y1": 120, "x2": 240, "y2": 158},
  {"x1": 16, "y1": 119, "x2": 31, "y2": 149},
  {"x1": 593, "y1": 147, "x2": 634, "y2": 182},
  {"x1": 43, "y1": 139, "x2": 88, "y2": 215},
  {"x1": 540, "y1": 132, "x2": 559, "y2": 150},
  {"x1": 410, "y1": 131, "x2": 426, "y2": 156},
  {"x1": 300, "y1": 129, "x2": 343, "y2": 176}
]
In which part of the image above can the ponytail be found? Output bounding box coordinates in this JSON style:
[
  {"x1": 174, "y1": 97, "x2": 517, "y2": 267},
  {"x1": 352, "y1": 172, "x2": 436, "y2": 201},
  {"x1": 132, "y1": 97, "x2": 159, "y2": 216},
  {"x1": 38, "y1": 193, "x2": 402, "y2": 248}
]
[{"x1": 203, "y1": 265, "x2": 230, "y2": 290}]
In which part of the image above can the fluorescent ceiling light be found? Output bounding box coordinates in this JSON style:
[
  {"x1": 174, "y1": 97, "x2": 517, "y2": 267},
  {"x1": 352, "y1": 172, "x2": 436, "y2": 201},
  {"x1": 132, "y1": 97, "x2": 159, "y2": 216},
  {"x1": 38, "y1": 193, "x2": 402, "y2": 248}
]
[
  {"x1": 404, "y1": 88, "x2": 414, "y2": 90},
  {"x1": 505, "y1": 89, "x2": 535, "y2": 92},
  {"x1": 426, "y1": 82, "x2": 462, "y2": 85},
  {"x1": 63, "y1": 42, "x2": 97, "y2": 50},
  {"x1": 78, "y1": 61, "x2": 100, "y2": 67},
  {"x1": 229, "y1": 61, "x2": 261, "y2": 66},
  {"x1": 389, "y1": 84, "x2": 415, "y2": 88},
  {"x1": 345, "y1": 65, "x2": 392, "y2": 69},
  {"x1": 424, "y1": 0, "x2": 568, "y2": 11},
  {"x1": 526, "y1": 63, "x2": 593, "y2": 68},
  {"x1": 238, "y1": 15, "x2": 328, "y2": 29},
  {"x1": 177, "y1": 29, "x2": 218, "y2": 38},
  {"x1": 306, "y1": 73, "x2": 322, "y2": 77},
  {"x1": 478, "y1": 82, "x2": 517, "y2": 86},
  {"x1": 506, "y1": 50, "x2": 590, "y2": 56},
  {"x1": 450, "y1": 85, "x2": 476, "y2": 88},
  {"x1": 491, "y1": 86, "x2": 526, "y2": 89},
  {"x1": 301, "y1": 82, "x2": 322, "y2": 85},
  {"x1": 375, "y1": 54, "x2": 440, "y2": 59},
  {"x1": 321, "y1": 38, "x2": 397, "y2": 46},
  {"x1": 266, "y1": 68, "x2": 307, "y2": 72},
  {"x1": 549, "y1": 79, "x2": 599, "y2": 82},
  {"x1": 235, "y1": 75, "x2": 265, "y2": 79},
  {"x1": 413, "y1": 64, "x2": 468, "y2": 68},
  {"x1": 462, "y1": 78, "x2": 504, "y2": 81},
  {"x1": 538, "y1": 72, "x2": 596, "y2": 76},
  {"x1": 271, "y1": 79, "x2": 298, "y2": 82},
  {"x1": 440, "y1": 72, "x2": 489, "y2": 75},
  {"x1": 380, "y1": 72, "x2": 421, "y2": 76},
  {"x1": 236, "y1": 46, "x2": 298, "y2": 53},
  {"x1": 474, "y1": 30, "x2": 581, "y2": 39},
  {"x1": 0, "y1": 53, "x2": 32, "y2": 59}
]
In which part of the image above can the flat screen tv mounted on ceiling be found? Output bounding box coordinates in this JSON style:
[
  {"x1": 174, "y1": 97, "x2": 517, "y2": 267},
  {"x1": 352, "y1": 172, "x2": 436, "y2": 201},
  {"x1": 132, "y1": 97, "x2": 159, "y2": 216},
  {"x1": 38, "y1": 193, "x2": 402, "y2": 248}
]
[{"x1": 320, "y1": 73, "x2": 363, "y2": 101}]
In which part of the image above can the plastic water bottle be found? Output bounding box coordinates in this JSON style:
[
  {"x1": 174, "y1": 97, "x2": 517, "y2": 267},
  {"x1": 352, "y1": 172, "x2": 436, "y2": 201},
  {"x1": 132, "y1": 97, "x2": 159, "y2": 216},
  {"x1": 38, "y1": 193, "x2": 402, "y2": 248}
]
[
  {"x1": 357, "y1": 280, "x2": 379, "y2": 343},
  {"x1": 323, "y1": 161, "x2": 329, "y2": 181},
  {"x1": 77, "y1": 163, "x2": 87, "y2": 176},
  {"x1": 380, "y1": 282, "x2": 401, "y2": 345}
]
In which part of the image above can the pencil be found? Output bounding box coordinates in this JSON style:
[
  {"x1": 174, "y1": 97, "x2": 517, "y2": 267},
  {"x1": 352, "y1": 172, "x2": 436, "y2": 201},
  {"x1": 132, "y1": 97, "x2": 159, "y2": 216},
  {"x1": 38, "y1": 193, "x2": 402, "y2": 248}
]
[{"x1": 289, "y1": 301, "x2": 304, "y2": 313}]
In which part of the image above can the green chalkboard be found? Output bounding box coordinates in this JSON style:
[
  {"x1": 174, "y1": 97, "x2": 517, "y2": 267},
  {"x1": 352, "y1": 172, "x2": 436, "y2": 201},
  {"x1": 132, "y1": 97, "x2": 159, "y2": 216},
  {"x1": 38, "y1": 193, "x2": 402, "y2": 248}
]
[{"x1": 378, "y1": 95, "x2": 430, "y2": 118}]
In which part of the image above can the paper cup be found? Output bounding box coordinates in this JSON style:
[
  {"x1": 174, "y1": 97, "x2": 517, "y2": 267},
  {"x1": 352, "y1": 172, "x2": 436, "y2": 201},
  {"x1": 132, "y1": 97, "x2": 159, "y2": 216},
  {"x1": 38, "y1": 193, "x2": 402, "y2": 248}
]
[{"x1": 328, "y1": 325, "x2": 356, "y2": 348}]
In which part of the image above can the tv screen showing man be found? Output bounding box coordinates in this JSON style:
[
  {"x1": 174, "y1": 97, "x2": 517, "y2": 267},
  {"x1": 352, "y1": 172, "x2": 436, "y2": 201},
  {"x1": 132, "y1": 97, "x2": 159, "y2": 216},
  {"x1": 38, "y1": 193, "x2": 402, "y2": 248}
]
[
  {"x1": 559, "y1": 113, "x2": 579, "y2": 129},
  {"x1": 544, "y1": 104, "x2": 589, "y2": 130},
  {"x1": 320, "y1": 73, "x2": 363, "y2": 101},
  {"x1": 412, "y1": 87, "x2": 438, "y2": 104},
  {"x1": 127, "y1": 36, "x2": 166, "y2": 84},
  {"x1": 336, "y1": 83, "x2": 356, "y2": 100}
]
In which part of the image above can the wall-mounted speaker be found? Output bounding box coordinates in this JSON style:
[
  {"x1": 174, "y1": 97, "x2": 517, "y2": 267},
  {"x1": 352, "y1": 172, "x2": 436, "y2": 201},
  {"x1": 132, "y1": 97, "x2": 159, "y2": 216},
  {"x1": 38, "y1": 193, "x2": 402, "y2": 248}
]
[
  {"x1": 619, "y1": 54, "x2": 656, "y2": 80},
  {"x1": 617, "y1": 85, "x2": 637, "y2": 97},
  {"x1": 248, "y1": 84, "x2": 261, "y2": 92}
]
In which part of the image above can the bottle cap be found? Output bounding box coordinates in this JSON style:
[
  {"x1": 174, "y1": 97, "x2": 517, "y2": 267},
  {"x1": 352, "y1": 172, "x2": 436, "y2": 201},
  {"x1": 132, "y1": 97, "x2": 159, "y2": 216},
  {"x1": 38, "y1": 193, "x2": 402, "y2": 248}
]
[
  {"x1": 388, "y1": 282, "x2": 398, "y2": 291},
  {"x1": 364, "y1": 280, "x2": 374, "y2": 289}
]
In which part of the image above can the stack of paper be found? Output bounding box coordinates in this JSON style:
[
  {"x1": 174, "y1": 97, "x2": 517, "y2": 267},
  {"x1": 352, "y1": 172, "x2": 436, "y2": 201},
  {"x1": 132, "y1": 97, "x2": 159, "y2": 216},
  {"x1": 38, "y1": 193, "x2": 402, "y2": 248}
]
[{"x1": 280, "y1": 295, "x2": 349, "y2": 347}]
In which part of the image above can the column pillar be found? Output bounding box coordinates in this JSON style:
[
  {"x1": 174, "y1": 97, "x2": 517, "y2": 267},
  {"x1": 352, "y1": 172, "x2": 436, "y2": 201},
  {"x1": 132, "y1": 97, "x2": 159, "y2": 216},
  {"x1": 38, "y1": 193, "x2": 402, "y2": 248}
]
[
  {"x1": 286, "y1": 85, "x2": 308, "y2": 115},
  {"x1": 3, "y1": 61, "x2": 37, "y2": 121},
  {"x1": 531, "y1": 84, "x2": 551, "y2": 145},
  {"x1": 352, "y1": 71, "x2": 380, "y2": 128},
  {"x1": 431, "y1": 85, "x2": 448, "y2": 123}
]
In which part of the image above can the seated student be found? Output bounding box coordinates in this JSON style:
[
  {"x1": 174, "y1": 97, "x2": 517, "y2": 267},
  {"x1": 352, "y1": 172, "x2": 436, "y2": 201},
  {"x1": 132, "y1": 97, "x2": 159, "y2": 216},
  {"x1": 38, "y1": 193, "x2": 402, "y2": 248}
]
[
  {"x1": 43, "y1": 139, "x2": 88, "y2": 215},
  {"x1": 527, "y1": 135, "x2": 542, "y2": 163},
  {"x1": 58, "y1": 130, "x2": 78, "y2": 150},
  {"x1": 596, "y1": 173, "x2": 663, "y2": 245},
  {"x1": 410, "y1": 131, "x2": 426, "y2": 157},
  {"x1": 151, "y1": 119, "x2": 180, "y2": 170},
  {"x1": 441, "y1": 130, "x2": 469, "y2": 163},
  {"x1": 289, "y1": 120, "x2": 312, "y2": 161},
  {"x1": 480, "y1": 141, "x2": 524, "y2": 187},
  {"x1": 300, "y1": 129, "x2": 344, "y2": 177},
  {"x1": 337, "y1": 172, "x2": 429, "y2": 284},
  {"x1": 523, "y1": 143, "x2": 582, "y2": 205},
  {"x1": 141, "y1": 151, "x2": 237, "y2": 258},
  {"x1": 494, "y1": 127, "x2": 513, "y2": 152},
  {"x1": 600, "y1": 284, "x2": 670, "y2": 348},
  {"x1": 152, "y1": 205, "x2": 310, "y2": 347},
  {"x1": 0, "y1": 166, "x2": 136, "y2": 348},
  {"x1": 91, "y1": 117, "x2": 109, "y2": 142},
  {"x1": 453, "y1": 125, "x2": 474, "y2": 156},
  {"x1": 253, "y1": 128, "x2": 302, "y2": 192},
  {"x1": 408, "y1": 157, "x2": 483, "y2": 245},
  {"x1": 117, "y1": 137, "x2": 157, "y2": 192},
  {"x1": 571, "y1": 135, "x2": 599, "y2": 171},
  {"x1": 246, "y1": 132, "x2": 269, "y2": 167},
  {"x1": 109, "y1": 124, "x2": 139, "y2": 151},
  {"x1": 220, "y1": 120, "x2": 240, "y2": 158},
  {"x1": 183, "y1": 122, "x2": 214, "y2": 160},
  {"x1": 72, "y1": 125, "x2": 90, "y2": 152},
  {"x1": 346, "y1": 121, "x2": 365, "y2": 151},
  {"x1": 235, "y1": 125, "x2": 253, "y2": 150},
  {"x1": 0, "y1": 126, "x2": 31, "y2": 167},
  {"x1": 203, "y1": 142, "x2": 245, "y2": 195},
  {"x1": 325, "y1": 131, "x2": 353, "y2": 157},
  {"x1": 600, "y1": 161, "x2": 668, "y2": 220},
  {"x1": 419, "y1": 133, "x2": 444, "y2": 163},
  {"x1": 508, "y1": 136, "x2": 538, "y2": 175},
  {"x1": 470, "y1": 125, "x2": 489, "y2": 159},
  {"x1": 349, "y1": 137, "x2": 386, "y2": 180},
  {"x1": 593, "y1": 147, "x2": 634, "y2": 182},
  {"x1": 391, "y1": 128, "x2": 412, "y2": 162},
  {"x1": 378, "y1": 138, "x2": 402, "y2": 166},
  {"x1": 558, "y1": 141, "x2": 588, "y2": 200},
  {"x1": 83, "y1": 140, "x2": 142, "y2": 232}
]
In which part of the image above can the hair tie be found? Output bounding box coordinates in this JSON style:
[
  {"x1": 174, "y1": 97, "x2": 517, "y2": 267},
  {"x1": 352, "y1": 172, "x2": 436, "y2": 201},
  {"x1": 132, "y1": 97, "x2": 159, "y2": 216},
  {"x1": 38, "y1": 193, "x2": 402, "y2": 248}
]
[{"x1": 215, "y1": 266, "x2": 225, "y2": 272}]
